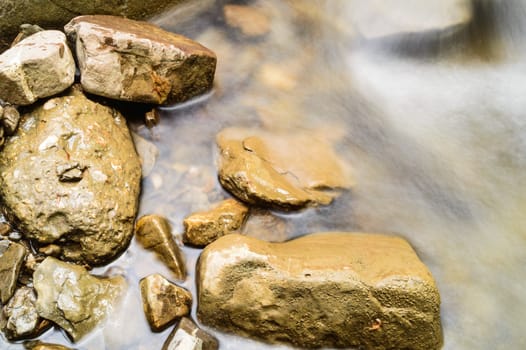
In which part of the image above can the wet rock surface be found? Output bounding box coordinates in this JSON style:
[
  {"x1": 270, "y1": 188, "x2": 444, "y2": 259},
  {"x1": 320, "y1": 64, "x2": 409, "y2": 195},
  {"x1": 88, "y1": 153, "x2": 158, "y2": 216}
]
[
  {"x1": 33, "y1": 257, "x2": 126, "y2": 342},
  {"x1": 135, "y1": 215, "x2": 187, "y2": 280},
  {"x1": 216, "y1": 127, "x2": 353, "y2": 210},
  {"x1": 197, "y1": 233, "x2": 442, "y2": 349},
  {"x1": 140, "y1": 273, "x2": 192, "y2": 332},
  {"x1": 0, "y1": 30, "x2": 75, "y2": 106},
  {"x1": 0, "y1": 286, "x2": 51, "y2": 341},
  {"x1": 162, "y1": 317, "x2": 218, "y2": 350},
  {"x1": 0, "y1": 91, "x2": 142, "y2": 266},
  {"x1": 0, "y1": 240, "x2": 26, "y2": 304},
  {"x1": 64, "y1": 15, "x2": 216, "y2": 104},
  {"x1": 183, "y1": 198, "x2": 249, "y2": 247},
  {"x1": 0, "y1": 0, "x2": 192, "y2": 51}
]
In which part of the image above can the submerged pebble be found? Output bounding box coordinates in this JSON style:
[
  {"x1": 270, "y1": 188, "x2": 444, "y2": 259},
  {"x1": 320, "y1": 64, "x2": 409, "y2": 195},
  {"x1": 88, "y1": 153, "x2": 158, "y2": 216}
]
[
  {"x1": 162, "y1": 317, "x2": 218, "y2": 350},
  {"x1": 135, "y1": 215, "x2": 187, "y2": 280},
  {"x1": 183, "y1": 198, "x2": 249, "y2": 247},
  {"x1": 140, "y1": 273, "x2": 192, "y2": 332}
]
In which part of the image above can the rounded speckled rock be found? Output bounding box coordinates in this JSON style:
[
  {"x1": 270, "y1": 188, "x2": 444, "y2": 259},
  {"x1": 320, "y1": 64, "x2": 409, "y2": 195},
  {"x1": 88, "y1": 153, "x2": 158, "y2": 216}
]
[{"x1": 0, "y1": 91, "x2": 141, "y2": 266}]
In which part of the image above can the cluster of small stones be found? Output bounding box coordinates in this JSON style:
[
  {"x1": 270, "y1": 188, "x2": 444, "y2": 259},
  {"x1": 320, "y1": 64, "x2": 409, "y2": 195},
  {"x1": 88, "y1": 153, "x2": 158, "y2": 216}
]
[
  {"x1": 0, "y1": 12, "x2": 216, "y2": 349},
  {"x1": 0, "y1": 3, "x2": 444, "y2": 350}
]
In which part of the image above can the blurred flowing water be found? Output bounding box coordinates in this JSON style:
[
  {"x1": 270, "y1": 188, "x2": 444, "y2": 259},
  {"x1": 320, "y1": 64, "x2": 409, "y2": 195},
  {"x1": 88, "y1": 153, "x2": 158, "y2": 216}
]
[{"x1": 3, "y1": 0, "x2": 526, "y2": 349}]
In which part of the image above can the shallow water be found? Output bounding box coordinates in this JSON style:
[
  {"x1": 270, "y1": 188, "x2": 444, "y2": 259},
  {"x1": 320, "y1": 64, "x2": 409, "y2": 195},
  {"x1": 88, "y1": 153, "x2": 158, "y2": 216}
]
[{"x1": 2, "y1": 0, "x2": 526, "y2": 349}]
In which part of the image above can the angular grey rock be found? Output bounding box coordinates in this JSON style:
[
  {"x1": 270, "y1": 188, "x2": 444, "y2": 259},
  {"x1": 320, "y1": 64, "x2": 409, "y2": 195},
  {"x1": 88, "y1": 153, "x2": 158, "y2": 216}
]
[
  {"x1": 0, "y1": 286, "x2": 51, "y2": 340},
  {"x1": 0, "y1": 30, "x2": 75, "y2": 105},
  {"x1": 162, "y1": 317, "x2": 218, "y2": 350},
  {"x1": 0, "y1": 240, "x2": 26, "y2": 303},
  {"x1": 33, "y1": 257, "x2": 127, "y2": 342},
  {"x1": 64, "y1": 15, "x2": 217, "y2": 104},
  {"x1": 197, "y1": 233, "x2": 442, "y2": 349},
  {"x1": 140, "y1": 273, "x2": 192, "y2": 331},
  {"x1": 0, "y1": 91, "x2": 142, "y2": 266}
]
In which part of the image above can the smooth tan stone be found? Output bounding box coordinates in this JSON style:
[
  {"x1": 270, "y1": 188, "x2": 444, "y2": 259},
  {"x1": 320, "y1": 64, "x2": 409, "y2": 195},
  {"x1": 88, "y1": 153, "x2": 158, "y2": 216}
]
[
  {"x1": 216, "y1": 127, "x2": 353, "y2": 210},
  {"x1": 140, "y1": 273, "x2": 192, "y2": 332},
  {"x1": 183, "y1": 198, "x2": 249, "y2": 247},
  {"x1": 0, "y1": 30, "x2": 75, "y2": 105},
  {"x1": 64, "y1": 15, "x2": 216, "y2": 104},
  {"x1": 197, "y1": 233, "x2": 442, "y2": 349},
  {"x1": 135, "y1": 215, "x2": 187, "y2": 280}
]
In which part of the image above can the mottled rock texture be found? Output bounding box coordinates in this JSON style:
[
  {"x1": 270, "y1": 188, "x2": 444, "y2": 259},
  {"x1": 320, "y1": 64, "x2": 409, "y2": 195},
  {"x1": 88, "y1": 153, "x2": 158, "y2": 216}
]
[
  {"x1": 0, "y1": 30, "x2": 75, "y2": 105},
  {"x1": 140, "y1": 273, "x2": 192, "y2": 331},
  {"x1": 162, "y1": 317, "x2": 218, "y2": 350},
  {"x1": 135, "y1": 215, "x2": 187, "y2": 280},
  {"x1": 64, "y1": 15, "x2": 216, "y2": 104},
  {"x1": 0, "y1": 286, "x2": 51, "y2": 340},
  {"x1": 183, "y1": 198, "x2": 249, "y2": 247},
  {"x1": 0, "y1": 91, "x2": 142, "y2": 266},
  {"x1": 216, "y1": 127, "x2": 353, "y2": 210},
  {"x1": 0, "y1": 241, "x2": 26, "y2": 304},
  {"x1": 33, "y1": 257, "x2": 126, "y2": 342},
  {"x1": 0, "y1": 0, "x2": 190, "y2": 51},
  {"x1": 198, "y1": 233, "x2": 442, "y2": 349}
]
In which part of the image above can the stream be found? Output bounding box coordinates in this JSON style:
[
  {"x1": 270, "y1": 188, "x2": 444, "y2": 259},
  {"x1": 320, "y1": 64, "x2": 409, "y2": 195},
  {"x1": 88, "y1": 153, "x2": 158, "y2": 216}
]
[{"x1": 2, "y1": 1, "x2": 526, "y2": 349}]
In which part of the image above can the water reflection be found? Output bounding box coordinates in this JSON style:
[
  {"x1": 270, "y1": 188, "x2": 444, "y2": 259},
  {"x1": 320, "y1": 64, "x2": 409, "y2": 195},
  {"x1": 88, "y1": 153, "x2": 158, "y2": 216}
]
[{"x1": 3, "y1": 0, "x2": 526, "y2": 349}]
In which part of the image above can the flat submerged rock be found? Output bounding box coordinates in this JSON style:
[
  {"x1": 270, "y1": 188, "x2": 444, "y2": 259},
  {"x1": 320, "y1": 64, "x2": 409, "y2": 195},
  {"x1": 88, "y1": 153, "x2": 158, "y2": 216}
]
[
  {"x1": 197, "y1": 233, "x2": 442, "y2": 349},
  {"x1": 216, "y1": 127, "x2": 353, "y2": 210}
]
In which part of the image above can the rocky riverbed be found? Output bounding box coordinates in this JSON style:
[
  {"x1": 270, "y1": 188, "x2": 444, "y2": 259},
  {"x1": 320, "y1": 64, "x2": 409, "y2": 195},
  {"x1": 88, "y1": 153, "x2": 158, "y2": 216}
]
[{"x1": 1, "y1": 1, "x2": 525, "y2": 350}]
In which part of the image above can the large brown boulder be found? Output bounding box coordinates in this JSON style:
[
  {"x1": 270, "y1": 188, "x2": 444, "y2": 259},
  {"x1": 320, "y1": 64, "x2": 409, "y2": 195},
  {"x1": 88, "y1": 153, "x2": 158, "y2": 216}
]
[
  {"x1": 197, "y1": 233, "x2": 442, "y2": 349},
  {"x1": 0, "y1": 0, "x2": 190, "y2": 52},
  {"x1": 64, "y1": 15, "x2": 217, "y2": 104},
  {"x1": 0, "y1": 90, "x2": 142, "y2": 266}
]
